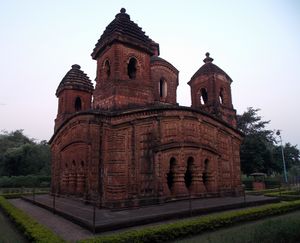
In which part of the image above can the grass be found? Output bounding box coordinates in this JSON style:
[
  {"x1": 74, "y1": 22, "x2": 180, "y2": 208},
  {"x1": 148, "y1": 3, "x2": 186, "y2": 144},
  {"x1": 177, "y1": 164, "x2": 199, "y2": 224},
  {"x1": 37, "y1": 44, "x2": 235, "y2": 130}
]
[
  {"x1": 176, "y1": 210, "x2": 300, "y2": 243},
  {"x1": 0, "y1": 209, "x2": 28, "y2": 243}
]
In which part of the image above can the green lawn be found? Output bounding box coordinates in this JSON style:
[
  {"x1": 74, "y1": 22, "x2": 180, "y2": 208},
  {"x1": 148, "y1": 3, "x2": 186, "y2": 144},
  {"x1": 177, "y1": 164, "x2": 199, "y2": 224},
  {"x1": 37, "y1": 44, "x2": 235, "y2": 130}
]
[
  {"x1": 0, "y1": 210, "x2": 28, "y2": 243},
  {"x1": 176, "y1": 210, "x2": 300, "y2": 243}
]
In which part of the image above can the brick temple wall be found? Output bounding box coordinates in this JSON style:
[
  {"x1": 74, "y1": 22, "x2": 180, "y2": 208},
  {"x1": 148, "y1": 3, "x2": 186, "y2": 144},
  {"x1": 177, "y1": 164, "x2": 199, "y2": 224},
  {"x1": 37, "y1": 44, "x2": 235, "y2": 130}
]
[{"x1": 51, "y1": 108, "x2": 242, "y2": 208}]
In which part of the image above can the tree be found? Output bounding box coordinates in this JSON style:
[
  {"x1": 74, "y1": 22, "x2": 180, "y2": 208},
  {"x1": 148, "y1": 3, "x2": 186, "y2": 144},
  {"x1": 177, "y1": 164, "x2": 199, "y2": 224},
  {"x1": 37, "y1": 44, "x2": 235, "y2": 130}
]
[
  {"x1": 237, "y1": 107, "x2": 300, "y2": 177},
  {"x1": 273, "y1": 143, "x2": 300, "y2": 174},
  {"x1": 237, "y1": 107, "x2": 275, "y2": 175},
  {"x1": 0, "y1": 130, "x2": 50, "y2": 176}
]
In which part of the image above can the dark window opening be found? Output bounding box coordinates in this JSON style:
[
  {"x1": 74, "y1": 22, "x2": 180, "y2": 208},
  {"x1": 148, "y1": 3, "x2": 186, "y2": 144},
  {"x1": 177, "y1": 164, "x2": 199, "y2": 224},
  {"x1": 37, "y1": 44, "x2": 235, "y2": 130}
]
[
  {"x1": 200, "y1": 88, "x2": 208, "y2": 105},
  {"x1": 219, "y1": 88, "x2": 224, "y2": 104},
  {"x1": 65, "y1": 163, "x2": 68, "y2": 168},
  {"x1": 75, "y1": 97, "x2": 82, "y2": 111},
  {"x1": 127, "y1": 58, "x2": 137, "y2": 79},
  {"x1": 167, "y1": 157, "x2": 176, "y2": 191},
  {"x1": 184, "y1": 157, "x2": 194, "y2": 188},
  {"x1": 159, "y1": 78, "x2": 167, "y2": 98},
  {"x1": 81, "y1": 161, "x2": 84, "y2": 168},
  {"x1": 104, "y1": 60, "x2": 110, "y2": 78},
  {"x1": 72, "y1": 160, "x2": 76, "y2": 166}
]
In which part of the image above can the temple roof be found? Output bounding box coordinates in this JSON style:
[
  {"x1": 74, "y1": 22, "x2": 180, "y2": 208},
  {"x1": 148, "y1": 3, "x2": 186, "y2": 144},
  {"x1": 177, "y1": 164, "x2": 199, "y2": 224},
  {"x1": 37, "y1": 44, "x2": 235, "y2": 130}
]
[
  {"x1": 150, "y1": 56, "x2": 179, "y2": 74},
  {"x1": 190, "y1": 53, "x2": 232, "y2": 82},
  {"x1": 56, "y1": 64, "x2": 93, "y2": 96},
  {"x1": 91, "y1": 8, "x2": 156, "y2": 59}
]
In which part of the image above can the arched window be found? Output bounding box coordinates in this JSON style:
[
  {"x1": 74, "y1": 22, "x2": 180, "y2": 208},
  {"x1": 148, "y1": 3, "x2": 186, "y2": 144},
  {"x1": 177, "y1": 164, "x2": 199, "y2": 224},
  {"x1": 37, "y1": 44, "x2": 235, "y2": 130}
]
[
  {"x1": 219, "y1": 88, "x2": 224, "y2": 104},
  {"x1": 200, "y1": 88, "x2": 208, "y2": 105},
  {"x1": 81, "y1": 161, "x2": 84, "y2": 168},
  {"x1": 167, "y1": 157, "x2": 176, "y2": 191},
  {"x1": 127, "y1": 58, "x2": 137, "y2": 79},
  {"x1": 75, "y1": 97, "x2": 82, "y2": 111},
  {"x1": 159, "y1": 78, "x2": 167, "y2": 98},
  {"x1": 104, "y1": 60, "x2": 110, "y2": 78},
  {"x1": 184, "y1": 157, "x2": 194, "y2": 189}
]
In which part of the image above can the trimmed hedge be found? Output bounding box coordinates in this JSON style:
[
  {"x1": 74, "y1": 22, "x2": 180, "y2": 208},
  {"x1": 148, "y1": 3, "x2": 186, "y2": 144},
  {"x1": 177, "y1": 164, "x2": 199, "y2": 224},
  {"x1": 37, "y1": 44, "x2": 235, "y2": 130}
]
[
  {"x1": 0, "y1": 175, "x2": 50, "y2": 188},
  {"x1": 246, "y1": 188, "x2": 281, "y2": 195},
  {"x1": 0, "y1": 196, "x2": 64, "y2": 243},
  {"x1": 0, "y1": 192, "x2": 49, "y2": 199},
  {"x1": 79, "y1": 200, "x2": 300, "y2": 243},
  {"x1": 265, "y1": 190, "x2": 300, "y2": 201}
]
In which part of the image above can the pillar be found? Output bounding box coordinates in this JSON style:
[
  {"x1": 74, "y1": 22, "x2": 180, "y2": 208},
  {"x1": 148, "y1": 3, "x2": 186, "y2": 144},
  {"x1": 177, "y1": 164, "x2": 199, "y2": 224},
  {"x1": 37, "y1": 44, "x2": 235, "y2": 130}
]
[
  {"x1": 189, "y1": 166, "x2": 206, "y2": 196},
  {"x1": 171, "y1": 165, "x2": 189, "y2": 197}
]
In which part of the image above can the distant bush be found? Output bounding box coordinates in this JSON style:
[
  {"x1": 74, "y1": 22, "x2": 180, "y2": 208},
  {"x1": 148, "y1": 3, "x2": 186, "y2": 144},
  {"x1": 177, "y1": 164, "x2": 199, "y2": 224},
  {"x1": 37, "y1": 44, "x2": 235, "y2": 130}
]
[
  {"x1": 242, "y1": 177, "x2": 281, "y2": 190},
  {"x1": 265, "y1": 178, "x2": 281, "y2": 189},
  {"x1": 79, "y1": 200, "x2": 300, "y2": 243},
  {"x1": 242, "y1": 177, "x2": 253, "y2": 190},
  {"x1": 0, "y1": 175, "x2": 50, "y2": 188},
  {"x1": 0, "y1": 196, "x2": 64, "y2": 242}
]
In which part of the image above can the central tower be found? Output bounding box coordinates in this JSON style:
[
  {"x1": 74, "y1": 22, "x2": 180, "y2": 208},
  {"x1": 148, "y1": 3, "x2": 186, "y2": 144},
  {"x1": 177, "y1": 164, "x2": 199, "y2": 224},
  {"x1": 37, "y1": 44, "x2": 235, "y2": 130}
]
[{"x1": 92, "y1": 8, "x2": 160, "y2": 110}]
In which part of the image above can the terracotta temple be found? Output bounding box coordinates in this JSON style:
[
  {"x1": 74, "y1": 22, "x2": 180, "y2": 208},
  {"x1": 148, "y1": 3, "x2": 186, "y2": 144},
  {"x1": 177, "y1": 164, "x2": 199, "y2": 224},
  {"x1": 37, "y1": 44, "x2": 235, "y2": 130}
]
[{"x1": 50, "y1": 8, "x2": 243, "y2": 208}]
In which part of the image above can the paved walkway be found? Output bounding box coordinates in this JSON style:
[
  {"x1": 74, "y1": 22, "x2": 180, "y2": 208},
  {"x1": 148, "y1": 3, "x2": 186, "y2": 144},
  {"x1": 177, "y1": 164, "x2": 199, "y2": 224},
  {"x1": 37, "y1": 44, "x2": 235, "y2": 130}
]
[
  {"x1": 17, "y1": 195, "x2": 278, "y2": 233},
  {"x1": 10, "y1": 199, "x2": 92, "y2": 242}
]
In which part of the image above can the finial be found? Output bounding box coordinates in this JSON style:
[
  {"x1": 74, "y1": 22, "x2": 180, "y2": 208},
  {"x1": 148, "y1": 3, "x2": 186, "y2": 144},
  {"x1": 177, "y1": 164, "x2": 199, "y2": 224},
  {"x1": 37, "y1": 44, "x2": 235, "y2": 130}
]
[
  {"x1": 72, "y1": 64, "x2": 81, "y2": 69},
  {"x1": 120, "y1": 8, "x2": 126, "y2": 13},
  {"x1": 203, "y1": 52, "x2": 214, "y2": 63}
]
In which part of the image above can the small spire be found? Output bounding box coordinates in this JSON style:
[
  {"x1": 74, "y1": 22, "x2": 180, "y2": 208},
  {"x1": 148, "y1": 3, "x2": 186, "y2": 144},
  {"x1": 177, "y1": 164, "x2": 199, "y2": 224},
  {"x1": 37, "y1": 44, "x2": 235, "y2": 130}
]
[
  {"x1": 72, "y1": 64, "x2": 81, "y2": 69},
  {"x1": 203, "y1": 52, "x2": 214, "y2": 63},
  {"x1": 116, "y1": 8, "x2": 129, "y2": 19}
]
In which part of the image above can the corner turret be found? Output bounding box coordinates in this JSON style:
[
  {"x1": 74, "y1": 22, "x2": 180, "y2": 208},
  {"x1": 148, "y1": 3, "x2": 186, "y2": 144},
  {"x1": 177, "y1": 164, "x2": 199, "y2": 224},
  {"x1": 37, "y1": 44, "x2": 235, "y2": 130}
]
[
  {"x1": 188, "y1": 53, "x2": 237, "y2": 127},
  {"x1": 55, "y1": 64, "x2": 93, "y2": 130}
]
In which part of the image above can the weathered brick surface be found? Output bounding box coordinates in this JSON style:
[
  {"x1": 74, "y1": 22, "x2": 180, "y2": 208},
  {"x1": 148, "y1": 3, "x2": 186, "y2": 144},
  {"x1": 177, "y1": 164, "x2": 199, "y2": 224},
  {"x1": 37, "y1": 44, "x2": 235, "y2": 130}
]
[{"x1": 50, "y1": 9, "x2": 243, "y2": 208}]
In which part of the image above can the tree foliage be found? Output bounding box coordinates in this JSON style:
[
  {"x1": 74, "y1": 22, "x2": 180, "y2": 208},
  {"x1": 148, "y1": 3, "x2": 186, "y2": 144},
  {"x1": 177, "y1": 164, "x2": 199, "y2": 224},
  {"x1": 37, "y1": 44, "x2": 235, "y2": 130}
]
[
  {"x1": 0, "y1": 130, "x2": 50, "y2": 176},
  {"x1": 237, "y1": 108, "x2": 300, "y2": 176}
]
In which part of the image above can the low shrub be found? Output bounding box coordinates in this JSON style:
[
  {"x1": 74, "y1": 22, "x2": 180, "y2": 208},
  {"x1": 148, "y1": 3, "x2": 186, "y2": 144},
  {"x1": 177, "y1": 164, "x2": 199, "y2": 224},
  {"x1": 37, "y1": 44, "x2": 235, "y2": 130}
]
[
  {"x1": 0, "y1": 196, "x2": 64, "y2": 243},
  {"x1": 78, "y1": 200, "x2": 300, "y2": 243},
  {"x1": 0, "y1": 175, "x2": 51, "y2": 188}
]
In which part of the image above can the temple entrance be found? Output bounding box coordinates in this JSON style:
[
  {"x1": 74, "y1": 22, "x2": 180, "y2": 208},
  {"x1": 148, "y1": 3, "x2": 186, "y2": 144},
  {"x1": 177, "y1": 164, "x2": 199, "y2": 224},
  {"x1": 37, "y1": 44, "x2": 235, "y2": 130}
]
[{"x1": 167, "y1": 157, "x2": 176, "y2": 191}]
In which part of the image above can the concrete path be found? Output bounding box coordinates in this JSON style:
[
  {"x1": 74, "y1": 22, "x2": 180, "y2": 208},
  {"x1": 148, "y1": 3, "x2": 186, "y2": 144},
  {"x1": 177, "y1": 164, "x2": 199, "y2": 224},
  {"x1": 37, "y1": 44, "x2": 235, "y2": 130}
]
[{"x1": 10, "y1": 198, "x2": 92, "y2": 242}]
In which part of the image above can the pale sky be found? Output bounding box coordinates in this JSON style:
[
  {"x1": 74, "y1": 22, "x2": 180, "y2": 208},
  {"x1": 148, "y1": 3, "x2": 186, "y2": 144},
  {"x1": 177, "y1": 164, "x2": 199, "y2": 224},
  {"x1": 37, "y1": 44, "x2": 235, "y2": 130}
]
[{"x1": 1, "y1": 0, "x2": 299, "y2": 147}]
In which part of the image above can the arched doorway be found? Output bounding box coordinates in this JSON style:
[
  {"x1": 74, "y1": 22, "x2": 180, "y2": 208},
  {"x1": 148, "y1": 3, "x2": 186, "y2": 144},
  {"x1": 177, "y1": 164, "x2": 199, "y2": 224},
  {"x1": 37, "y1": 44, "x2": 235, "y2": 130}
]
[{"x1": 167, "y1": 157, "x2": 176, "y2": 191}]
